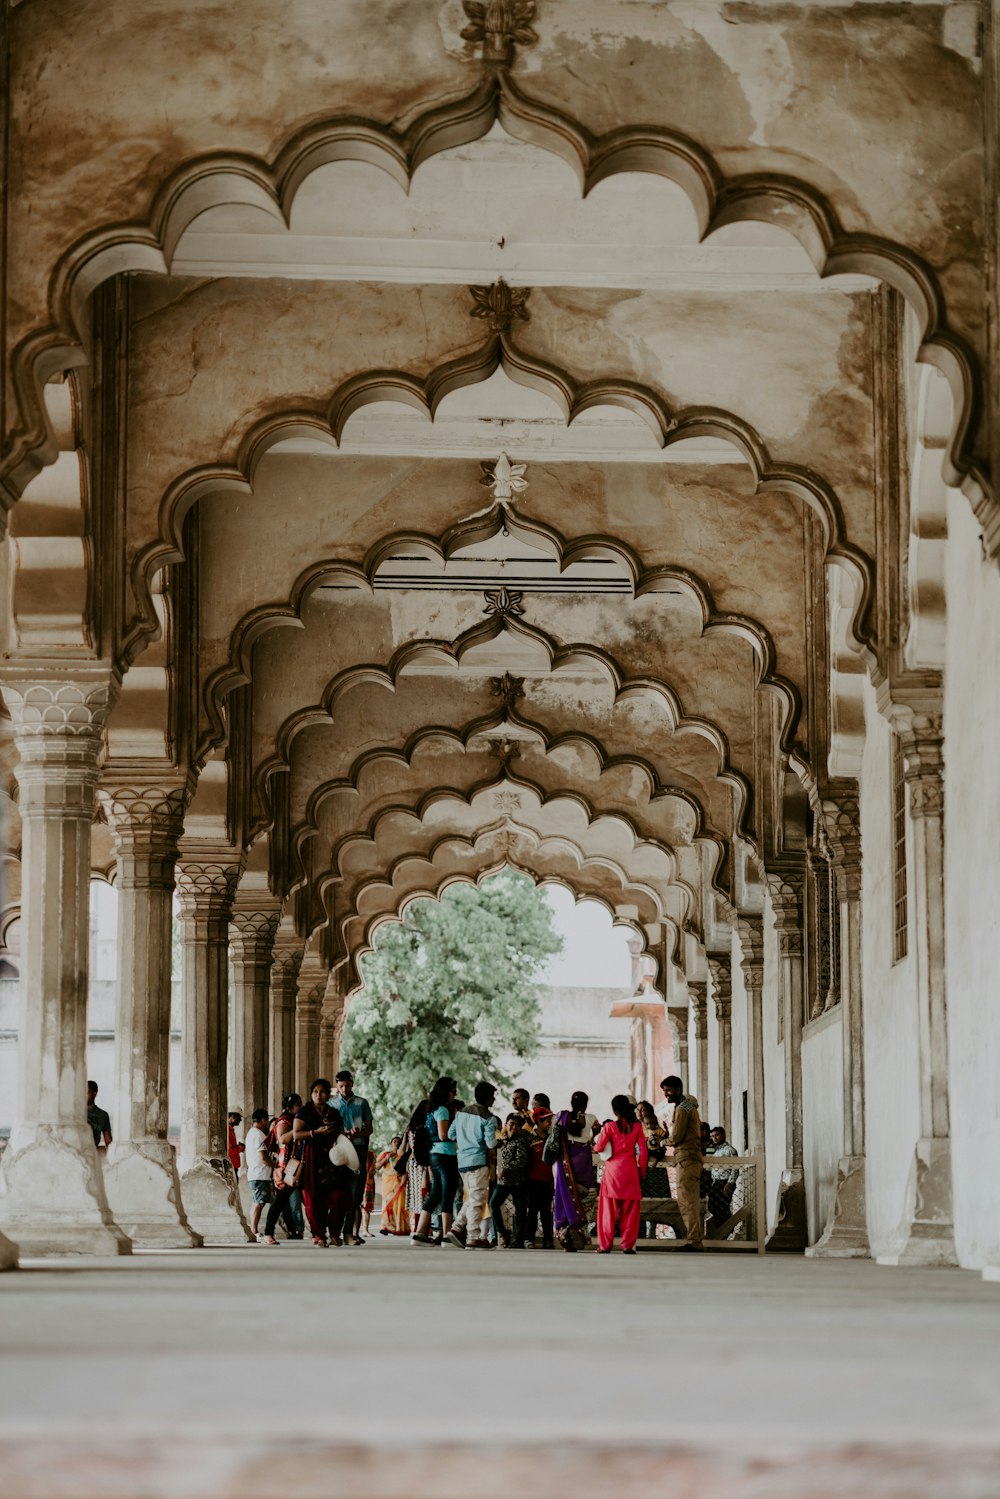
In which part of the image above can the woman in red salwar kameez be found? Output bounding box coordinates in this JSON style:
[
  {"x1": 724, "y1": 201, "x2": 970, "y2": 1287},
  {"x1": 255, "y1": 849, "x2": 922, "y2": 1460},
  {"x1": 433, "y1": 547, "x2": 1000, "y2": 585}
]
[{"x1": 594, "y1": 1095, "x2": 648, "y2": 1253}]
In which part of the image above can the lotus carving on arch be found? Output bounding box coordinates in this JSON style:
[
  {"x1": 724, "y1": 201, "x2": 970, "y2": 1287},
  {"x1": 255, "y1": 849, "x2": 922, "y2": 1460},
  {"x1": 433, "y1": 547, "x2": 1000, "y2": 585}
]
[
  {"x1": 469, "y1": 279, "x2": 530, "y2": 334},
  {"x1": 461, "y1": 1, "x2": 538, "y2": 66},
  {"x1": 483, "y1": 587, "x2": 525, "y2": 620}
]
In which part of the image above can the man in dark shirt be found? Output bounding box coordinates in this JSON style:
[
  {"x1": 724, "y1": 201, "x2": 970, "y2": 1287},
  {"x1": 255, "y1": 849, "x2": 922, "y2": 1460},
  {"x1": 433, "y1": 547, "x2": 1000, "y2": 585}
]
[{"x1": 87, "y1": 1080, "x2": 112, "y2": 1152}]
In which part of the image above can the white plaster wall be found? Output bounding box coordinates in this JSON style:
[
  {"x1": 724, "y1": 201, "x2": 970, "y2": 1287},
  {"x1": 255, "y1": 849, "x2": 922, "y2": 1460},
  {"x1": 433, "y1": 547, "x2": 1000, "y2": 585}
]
[
  {"x1": 729, "y1": 928, "x2": 750, "y2": 1152},
  {"x1": 944, "y1": 489, "x2": 1000, "y2": 1269},
  {"x1": 801, "y1": 1009, "x2": 844, "y2": 1243},
  {"x1": 860, "y1": 675, "x2": 921, "y2": 1258},
  {"x1": 0, "y1": 981, "x2": 184, "y2": 1139},
  {"x1": 493, "y1": 985, "x2": 631, "y2": 1120},
  {"x1": 706, "y1": 996, "x2": 720, "y2": 1128},
  {"x1": 763, "y1": 895, "x2": 786, "y2": 1234}
]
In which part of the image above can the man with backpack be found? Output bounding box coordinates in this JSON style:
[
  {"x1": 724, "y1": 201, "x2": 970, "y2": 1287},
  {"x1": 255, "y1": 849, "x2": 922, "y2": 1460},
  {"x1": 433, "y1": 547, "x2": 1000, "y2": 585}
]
[{"x1": 260, "y1": 1094, "x2": 306, "y2": 1245}]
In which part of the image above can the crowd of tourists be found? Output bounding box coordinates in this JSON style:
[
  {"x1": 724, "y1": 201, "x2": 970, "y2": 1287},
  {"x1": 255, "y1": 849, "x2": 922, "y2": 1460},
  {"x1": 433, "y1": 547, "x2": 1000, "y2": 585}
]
[
  {"x1": 231, "y1": 1068, "x2": 741, "y2": 1252},
  {"x1": 230, "y1": 1070, "x2": 375, "y2": 1246}
]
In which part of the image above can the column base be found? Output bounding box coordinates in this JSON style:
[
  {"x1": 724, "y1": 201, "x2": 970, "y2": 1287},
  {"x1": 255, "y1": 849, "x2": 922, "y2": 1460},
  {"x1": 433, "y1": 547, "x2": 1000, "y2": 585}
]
[
  {"x1": 104, "y1": 1140, "x2": 203, "y2": 1248},
  {"x1": 766, "y1": 1168, "x2": 808, "y2": 1252},
  {"x1": 0, "y1": 1125, "x2": 132, "y2": 1256},
  {"x1": 883, "y1": 1137, "x2": 956, "y2": 1267},
  {"x1": 806, "y1": 1155, "x2": 870, "y2": 1259},
  {"x1": 0, "y1": 1230, "x2": 19, "y2": 1270},
  {"x1": 178, "y1": 1156, "x2": 254, "y2": 1244}
]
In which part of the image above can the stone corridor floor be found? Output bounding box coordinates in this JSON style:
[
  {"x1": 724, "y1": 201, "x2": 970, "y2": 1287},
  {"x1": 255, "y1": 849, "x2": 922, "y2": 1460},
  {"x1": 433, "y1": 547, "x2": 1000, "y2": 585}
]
[{"x1": 0, "y1": 1237, "x2": 998, "y2": 1499}]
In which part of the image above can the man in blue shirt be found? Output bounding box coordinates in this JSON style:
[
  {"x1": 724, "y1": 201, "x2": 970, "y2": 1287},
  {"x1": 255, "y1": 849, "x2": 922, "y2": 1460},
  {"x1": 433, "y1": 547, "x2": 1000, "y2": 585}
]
[
  {"x1": 332, "y1": 1070, "x2": 373, "y2": 1244},
  {"x1": 445, "y1": 1081, "x2": 498, "y2": 1249}
]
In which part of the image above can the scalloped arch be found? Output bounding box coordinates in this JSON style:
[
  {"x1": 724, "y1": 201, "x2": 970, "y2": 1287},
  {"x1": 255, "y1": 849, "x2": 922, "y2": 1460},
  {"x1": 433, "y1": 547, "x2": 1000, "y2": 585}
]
[
  {"x1": 341, "y1": 862, "x2": 668, "y2": 999},
  {"x1": 5, "y1": 69, "x2": 988, "y2": 532},
  {"x1": 254, "y1": 630, "x2": 754, "y2": 859},
  {"x1": 332, "y1": 825, "x2": 672, "y2": 990},
  {"x1": 314, "y1": 781, "x2": 686, "y2": 907},
  {"x1": 207, "y1": 522, "x2": 800, "y2": 815},
  {"x1": 127, "y1": 338, "x2": 876, "y2": 674},
  {"x1": 279, "y1": 720, "x2": 729, "y2": 898}
]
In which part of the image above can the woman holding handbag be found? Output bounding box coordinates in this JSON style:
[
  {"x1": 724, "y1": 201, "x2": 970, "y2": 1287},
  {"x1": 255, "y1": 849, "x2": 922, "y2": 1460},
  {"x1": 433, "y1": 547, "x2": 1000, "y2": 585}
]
[
  {"x1": 260, "y1": 1093, "x2": 304, "y2": 1246},
  {"x1": 326, "y1": 1114, "x2": 360, "y2": 1246},
  {"x1": 594, "y1": 1095, "x2": 648, "y2": 1254},
  {"x1": 292, "y1": 1078, "x2": 342, "y2": 1245},
  {"x1": 551, "y1": 1091, "x2": 599, "y2": 1251}
]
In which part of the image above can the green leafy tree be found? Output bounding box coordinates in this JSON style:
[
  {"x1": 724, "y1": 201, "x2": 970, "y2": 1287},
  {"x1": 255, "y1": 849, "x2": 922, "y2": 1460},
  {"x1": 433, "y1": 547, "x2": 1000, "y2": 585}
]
[{"x1": 342, "y1": 872, "x2": 562, "y2": 1144}]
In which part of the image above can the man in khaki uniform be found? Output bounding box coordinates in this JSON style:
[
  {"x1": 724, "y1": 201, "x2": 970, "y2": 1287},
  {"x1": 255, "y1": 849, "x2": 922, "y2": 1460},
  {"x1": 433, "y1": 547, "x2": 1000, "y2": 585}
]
[{"x1": 661, "y1": 1076, "x2": 704, "y2": 1251}]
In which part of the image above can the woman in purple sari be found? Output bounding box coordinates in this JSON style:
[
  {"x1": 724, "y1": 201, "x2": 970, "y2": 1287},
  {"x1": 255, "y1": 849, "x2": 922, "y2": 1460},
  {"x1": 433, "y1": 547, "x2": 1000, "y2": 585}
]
[{"x1": 552, "y1": 1090, "x2": 599, "y2": 1251}]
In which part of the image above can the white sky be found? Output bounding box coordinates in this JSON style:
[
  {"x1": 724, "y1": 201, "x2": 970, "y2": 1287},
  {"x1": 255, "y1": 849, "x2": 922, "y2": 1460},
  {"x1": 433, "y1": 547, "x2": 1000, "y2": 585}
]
[{"x1": 537, "y1": 884, "x2": 633, "y2": 989}]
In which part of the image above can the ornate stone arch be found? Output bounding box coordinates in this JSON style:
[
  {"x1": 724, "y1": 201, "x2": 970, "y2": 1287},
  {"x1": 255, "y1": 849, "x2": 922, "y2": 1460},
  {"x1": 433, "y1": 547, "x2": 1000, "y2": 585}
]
[{"x1": 5, "y1": 70, "x2": 986, "y2": 531}]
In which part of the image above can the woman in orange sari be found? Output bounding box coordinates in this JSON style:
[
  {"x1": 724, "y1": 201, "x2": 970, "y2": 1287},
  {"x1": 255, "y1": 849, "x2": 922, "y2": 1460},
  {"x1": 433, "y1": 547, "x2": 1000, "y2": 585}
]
[{"x1": 377, "y1": 1135, "x2": 410, "y2": 1236}]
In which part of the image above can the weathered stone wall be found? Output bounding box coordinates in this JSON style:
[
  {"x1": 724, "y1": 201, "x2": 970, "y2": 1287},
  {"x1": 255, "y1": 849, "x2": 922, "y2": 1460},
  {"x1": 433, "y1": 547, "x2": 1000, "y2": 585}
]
[
  {"x1": 801, "y1": 1009, "x2": 844, "y2": 1242},
  {"x1": 860, "y1": 676, "x2": 922, "y2": 1258},
  {"x1": 944, "y1": 488, "x2": 1000, "y2": 1269},
  {"x1": 729, "y1": 928, "x2": 751, "y2": 1152},
  {"x1": 763, "y1": 897, "x2": 786, "y2": 1234}
]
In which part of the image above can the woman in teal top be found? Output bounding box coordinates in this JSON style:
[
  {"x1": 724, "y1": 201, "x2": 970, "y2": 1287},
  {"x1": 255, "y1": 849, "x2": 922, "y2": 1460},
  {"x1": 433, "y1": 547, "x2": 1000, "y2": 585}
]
[{"x1": 411, "y1": 1076, "x2": 459, "y2": 1245}]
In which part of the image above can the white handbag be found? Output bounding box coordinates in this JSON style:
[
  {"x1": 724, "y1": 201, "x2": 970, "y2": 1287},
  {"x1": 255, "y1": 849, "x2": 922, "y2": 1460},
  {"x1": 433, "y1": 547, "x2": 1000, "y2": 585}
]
[{"x1": 329, "y1": 1136, "x2": 360, "y2": 1173}]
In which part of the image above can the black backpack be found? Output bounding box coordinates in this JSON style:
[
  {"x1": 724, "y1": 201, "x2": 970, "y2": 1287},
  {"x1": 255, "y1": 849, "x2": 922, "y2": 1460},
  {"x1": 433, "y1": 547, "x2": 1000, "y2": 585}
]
[{"x1": 412, "y1": 1107, "x2": 432, "y2": 1167}]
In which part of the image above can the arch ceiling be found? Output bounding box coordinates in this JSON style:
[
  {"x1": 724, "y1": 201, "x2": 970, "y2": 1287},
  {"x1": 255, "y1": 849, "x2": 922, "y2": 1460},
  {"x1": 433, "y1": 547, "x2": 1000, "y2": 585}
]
[
  {"x1": 0, "y1": 0, "x2": 981, "y2": 996},
  {"x1": 3, "y1": 4, "x2": 987, "y2": 516}
]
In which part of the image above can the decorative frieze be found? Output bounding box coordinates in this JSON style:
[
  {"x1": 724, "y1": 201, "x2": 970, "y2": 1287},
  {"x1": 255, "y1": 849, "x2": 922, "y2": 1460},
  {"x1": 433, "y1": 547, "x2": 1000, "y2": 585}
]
[
  {"x1": 461, "y1": 1, "x2": 539, "y2": 66},
  {"x1": 766, "y1": 872, "x2": 804, "y2": 958},
  {"x1": 481, "y1": 453, "x2": 528, "y2": 506},
  {"x1": 489, "y1": 672, "x2": 525, "y2": 710},
  {"x1": 469, "y1": 278, "x2": 531, "y2": 333},
  {"x1": 483, "y1": 586, "x2": 525, "y2": 621}
]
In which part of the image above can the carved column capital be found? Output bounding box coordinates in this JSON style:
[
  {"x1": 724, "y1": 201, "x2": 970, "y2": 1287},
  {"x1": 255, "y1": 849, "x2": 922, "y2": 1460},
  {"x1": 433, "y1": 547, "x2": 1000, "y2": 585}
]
[
  {"x1": 820, "y1": 789, "x2": 862, "y2": 900},
  {"x1": 271, "y1": 933, "x2": 304, "y2": 986},
  {"x1": 766, "y1": 867, "x2": 805, "y2": 957},
  {"x1": 707, "y1": 955, "x2": 732, "y2": 1022},
  {"x1": 687, "y1": 980, "x2": 708, "y2": 1039},
  {"x1": 176, "y1": 857, "x2": 241, "y2": 927},
  {"x1": 899, "y1": 712, "x2": 944, "y2": 823},
  {"x1": 736, "y1": 916, "x2": 764, "y2": 992},
  {"x1": 296, "y1": 952, "x2": 328, "y2": 1012},
  {"x1": 4, "y1": 668, "x2": 120, "y2": 815},
  {"x1": 2, "y1": 669, "x2": 118, "y2": 752},
  {"x1": 229, "y1": 901, "x2": 282, "y2": 965},
  {"x1": 98, "y1": 777, "x2": 191, "y2": 888}
]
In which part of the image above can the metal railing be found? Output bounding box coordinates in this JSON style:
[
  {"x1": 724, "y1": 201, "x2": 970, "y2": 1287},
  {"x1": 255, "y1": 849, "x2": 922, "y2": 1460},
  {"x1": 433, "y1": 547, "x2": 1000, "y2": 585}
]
[{"x1": 633, "y1": 1154, "x2": 765, "y2": 1253}]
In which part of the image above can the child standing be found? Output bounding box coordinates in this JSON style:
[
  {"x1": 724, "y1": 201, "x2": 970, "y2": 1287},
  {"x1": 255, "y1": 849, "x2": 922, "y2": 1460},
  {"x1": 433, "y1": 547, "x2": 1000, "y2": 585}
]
[
  {"x1": 525, "y1": 1105, "x2": 556, "y2": 1248},
  {"x1": 594, "y1": 1095, "x2": 648, "y2": 1253},
  {"x1": 490, "y1": 1114, "x2": 531, "y2": 1247}
]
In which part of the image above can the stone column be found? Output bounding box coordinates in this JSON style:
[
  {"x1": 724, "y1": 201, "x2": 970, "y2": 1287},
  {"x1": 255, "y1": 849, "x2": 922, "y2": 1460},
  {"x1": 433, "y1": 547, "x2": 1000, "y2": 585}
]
[
  {"x1": 809, "y1": 790, "x2": 870, "y2": 1258},
  {"x1": 737, "y1": 918, "x2": 766, "y2": 1163},
  {"x1": 295, "y1": 951, "x2": 327, "y2": 1087},
  {"x1": 176, "y1": 855, "x2": 253, "y2": 1244},
  {"x1": 317, "y1": 1009, "x2": 336, "y2": 1083},
  {"x1": 765, "y1": 865, "x2": 808, "y2": 1250},
  {"x1": 667, "y1": 1006, "x2": 689, "y2": 1080},
  {"x1": 707, "y1": 955, "x2": 733, "y2": 1136},
  {"x1": 687, "y1": 981, "x2": 708, "y2": 1108},
  {"x1": 99, "y1": 778, "x2": 201, "y2": 1248},
  {"x1": 318, "y1": 967, "x2": 346, "y2": 1080},
  {"x1": 0, "y1": 671, "x2": 130, "y2": 1256},
  {"x1": 269, "y1": 930, "x2": 302, "y2": 1112},
  {"x1": 229, "y1": 897, "x2": 282, "y2": 1119},
  {"x1": 894, "y1": 713, "x2": 956, "y2": 1264}
]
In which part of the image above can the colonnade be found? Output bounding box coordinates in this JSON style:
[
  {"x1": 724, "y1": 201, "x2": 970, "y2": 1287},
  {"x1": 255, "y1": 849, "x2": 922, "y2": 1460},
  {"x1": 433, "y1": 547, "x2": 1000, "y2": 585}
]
[
  {"x1": 0, "y1": 675, "x2": 957, "y2": 1269},
  {"x1": 0, "y1": 671, "x2": 351, "y2": 1256}
]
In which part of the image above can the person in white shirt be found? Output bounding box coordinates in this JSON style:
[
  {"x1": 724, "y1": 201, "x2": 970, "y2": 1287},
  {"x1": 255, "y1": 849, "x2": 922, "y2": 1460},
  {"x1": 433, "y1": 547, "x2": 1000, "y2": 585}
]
[{"x1": 244, "y1": 1108, "x2": 275, "y2": 1240}]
